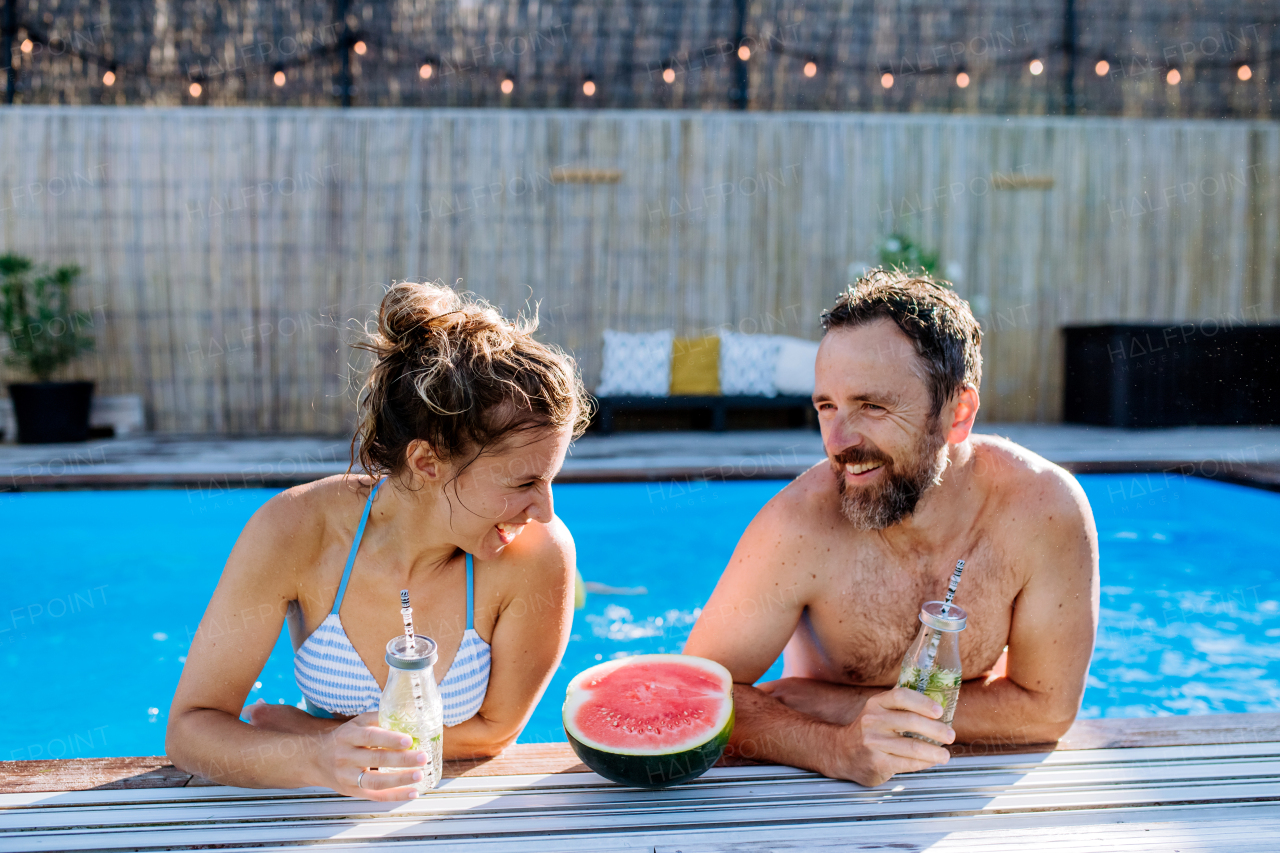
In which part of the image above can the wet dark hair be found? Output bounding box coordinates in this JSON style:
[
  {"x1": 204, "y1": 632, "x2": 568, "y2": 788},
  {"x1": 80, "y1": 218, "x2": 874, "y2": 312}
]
[
  {"x1": 821, "y1": 268, "x2": 983, "y2": 420},
  {"x1": 351, "y1": 281, "x2": 592, "y2": 481}
]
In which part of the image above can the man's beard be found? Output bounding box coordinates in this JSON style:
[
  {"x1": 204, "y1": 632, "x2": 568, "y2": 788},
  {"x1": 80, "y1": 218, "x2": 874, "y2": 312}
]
[{"x1": 833, "y1": 425, "x2": 948, "y2": 530}]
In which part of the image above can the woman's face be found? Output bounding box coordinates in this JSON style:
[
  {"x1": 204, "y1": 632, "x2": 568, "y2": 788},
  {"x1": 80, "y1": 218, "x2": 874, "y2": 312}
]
[{"x1": 440, "y1": 424, "x2": 575, "y2": 559}]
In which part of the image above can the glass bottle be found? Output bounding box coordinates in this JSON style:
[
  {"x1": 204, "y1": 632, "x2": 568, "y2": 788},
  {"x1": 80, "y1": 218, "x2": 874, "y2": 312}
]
[
  {"x1": 895, "y1": 601, "x2": 967, "y2": 745},
  {"x1": 378, "y1": 634, "x2": 444, "y2": 792}
]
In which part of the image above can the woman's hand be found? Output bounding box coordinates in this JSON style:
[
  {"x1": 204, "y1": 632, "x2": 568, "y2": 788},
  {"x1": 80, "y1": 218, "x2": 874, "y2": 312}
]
[{"x1": 317, "y1": 712, "x2": 429, "y2": 801}]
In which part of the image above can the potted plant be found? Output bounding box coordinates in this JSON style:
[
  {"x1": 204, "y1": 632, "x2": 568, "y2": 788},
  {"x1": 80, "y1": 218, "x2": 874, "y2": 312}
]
[
  {"x1": 0, "y1": 253, "x2": 97, "y2": 443},
  {"x1": 876, "y1": 233, "x2": 941, "y2": 278}
]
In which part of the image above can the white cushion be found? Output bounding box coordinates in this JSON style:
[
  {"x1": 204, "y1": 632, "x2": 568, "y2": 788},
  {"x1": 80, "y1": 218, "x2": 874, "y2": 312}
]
[
  {"x1": 773, "y1": 336, "x2": 821, "y2": 396},
  {"x1": 595, "y1": 329, "x2": 674, "y2": 397},
  {"x1": 718, "y1": 330, "x2": 780, "y2": 397}
]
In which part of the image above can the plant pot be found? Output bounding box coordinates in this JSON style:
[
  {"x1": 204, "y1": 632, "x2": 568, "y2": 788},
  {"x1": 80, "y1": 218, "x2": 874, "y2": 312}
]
[{"x1": 8, "y1": 381, "x2": 95, "y2": 444}]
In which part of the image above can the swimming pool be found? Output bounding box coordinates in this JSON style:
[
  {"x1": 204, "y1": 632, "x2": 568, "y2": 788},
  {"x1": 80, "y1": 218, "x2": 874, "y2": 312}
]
[{"x1": 3, "y1": 474, "x2": 1278, "y2": 760}]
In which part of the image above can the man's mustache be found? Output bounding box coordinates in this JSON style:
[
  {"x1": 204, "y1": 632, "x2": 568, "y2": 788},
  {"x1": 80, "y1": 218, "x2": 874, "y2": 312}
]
[{"x1": 832, "y1": 445, "x2": 892, "y2": 468}]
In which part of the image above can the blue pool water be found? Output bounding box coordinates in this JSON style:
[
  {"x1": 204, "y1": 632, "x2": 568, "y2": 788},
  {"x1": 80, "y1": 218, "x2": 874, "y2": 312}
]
[{"x1": 2, "y1": 474, "x2": 1278, "y2": 760}]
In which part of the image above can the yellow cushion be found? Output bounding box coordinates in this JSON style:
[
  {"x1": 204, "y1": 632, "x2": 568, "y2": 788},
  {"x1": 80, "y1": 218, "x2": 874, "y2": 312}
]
[{"x1": 670, "y1": 336, "x2": 721, "y2": 395}]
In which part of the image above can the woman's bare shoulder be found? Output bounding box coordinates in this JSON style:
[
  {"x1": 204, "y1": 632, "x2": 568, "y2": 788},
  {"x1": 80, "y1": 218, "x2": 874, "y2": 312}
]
[{"x1": 239, "y1": 475, "x2": 376, "y2": 581}]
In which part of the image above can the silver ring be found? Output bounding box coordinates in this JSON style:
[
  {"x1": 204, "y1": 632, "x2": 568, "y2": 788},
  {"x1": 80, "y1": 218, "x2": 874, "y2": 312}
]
[{"x1": 356, "y1": 770, "x2": 368, "y2": 789}]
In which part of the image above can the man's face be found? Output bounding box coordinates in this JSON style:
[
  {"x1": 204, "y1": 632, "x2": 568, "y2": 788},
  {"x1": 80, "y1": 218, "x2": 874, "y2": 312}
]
[{"x1": 813, "y1": 319, "x2": 949, "y2": 529}]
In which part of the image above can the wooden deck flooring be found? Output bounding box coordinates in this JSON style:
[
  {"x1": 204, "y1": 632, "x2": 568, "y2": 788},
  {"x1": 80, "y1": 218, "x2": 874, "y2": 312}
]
[{"x1": 3, "y1": 714, "x2": 1278, "y2": 851}]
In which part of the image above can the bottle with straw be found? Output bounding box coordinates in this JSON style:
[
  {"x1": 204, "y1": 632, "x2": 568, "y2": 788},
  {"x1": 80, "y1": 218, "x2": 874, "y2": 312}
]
[
  {"x1": 895, "y1": 560, "x2": 968, "y2": 744},
  {"x1": 377, "y1": 590, "x2": 445, "y2": 791}
]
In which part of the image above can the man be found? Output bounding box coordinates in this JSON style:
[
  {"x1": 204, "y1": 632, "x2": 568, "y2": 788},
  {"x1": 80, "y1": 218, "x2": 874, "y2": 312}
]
[{"x1": 684, "y1": 269, "x2": 1099, "y2": 787}]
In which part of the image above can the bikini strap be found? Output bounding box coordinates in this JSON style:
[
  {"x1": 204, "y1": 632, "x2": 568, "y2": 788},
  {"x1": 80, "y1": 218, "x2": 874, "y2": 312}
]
[
  {"x1": 465, "y1": 552, "x2": 475, "y2": 631},
  {"x1": 333, "y1": 478, "x2": 385, "y2": 613}
]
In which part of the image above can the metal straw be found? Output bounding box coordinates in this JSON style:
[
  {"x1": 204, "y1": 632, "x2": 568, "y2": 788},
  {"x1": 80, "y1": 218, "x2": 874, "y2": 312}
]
[
  {"x1": 914, "y1": 560, "x2": 966, "y2": 693},
  {"x1": 399, "y1": 590, "x2": 427, "y2": 719}
]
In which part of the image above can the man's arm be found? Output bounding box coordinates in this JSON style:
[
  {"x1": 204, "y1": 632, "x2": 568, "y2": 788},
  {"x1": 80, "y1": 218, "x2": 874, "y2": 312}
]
[
  {"x1": 950, "y1": 470, "x2": 1100, "y2": 744},
  {"x1": 684, "y1": 488, "x2": 954, "y2": 785}
]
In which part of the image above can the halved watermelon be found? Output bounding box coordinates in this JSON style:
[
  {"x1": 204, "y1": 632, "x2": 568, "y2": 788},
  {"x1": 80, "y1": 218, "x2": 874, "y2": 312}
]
[{"x1": 562, "y1": 654, "x2": 735, "y2": 789}]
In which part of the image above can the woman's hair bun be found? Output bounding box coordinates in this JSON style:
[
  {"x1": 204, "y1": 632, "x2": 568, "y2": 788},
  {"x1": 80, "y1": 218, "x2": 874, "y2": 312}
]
[{"x1": 351, "y1": 280, "x2": 592, "y2": 478}]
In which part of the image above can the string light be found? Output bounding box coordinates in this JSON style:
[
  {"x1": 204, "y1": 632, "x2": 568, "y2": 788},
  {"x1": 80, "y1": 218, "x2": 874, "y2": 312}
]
[
  {"x1": 102, "y1": 70, "x2": 116, "y2": 86},
  {"x1": 1029, "y1": 59, "x2": 1044, "y2": 75},
  {"x1": 1095, "y1": 60, "x2": 1109, "y2": 76},
  {"x1": 803, "y1": 60, "x2": 817, "y2": 77},
  {"x1": 273, "y1": 70, "x2": 286, "y2": 86},
  {"x1": 500, "y1": 77, "x2": 514, "y2": 94},
  {"x1": 956, "y1": 72, "x2": 970, "y2": 88},
  {"x1": 189, "y1": 82, "x2": 202, "y2": 97},
  {"x1": 1238, "y1": 65, "x2": 1252, "y2": 81},
  {"x1": 20, "y1": 39, "x2": 33, "y2": 53},
  {"x1": 662, "y1": 67, "x2": 675, "y2": 84},
  {"x1": 1167, "y1": 68, "x2": 1181, "y2": 85},
  {"x1": 583, "y1": 78, "x2": 596, "y2": 96},
  {"x1": 419, "y1": 63, "x2": 433, "y2": 79},
  {"x1": 880, "y1": 72, "x2": 893, "y2": 88},
  {"x1": 738, "y1": 45, "x2": 751, "y2": 61},
  {"x1": 353, "y1": 40, "x2": 367, "y2": 56}
]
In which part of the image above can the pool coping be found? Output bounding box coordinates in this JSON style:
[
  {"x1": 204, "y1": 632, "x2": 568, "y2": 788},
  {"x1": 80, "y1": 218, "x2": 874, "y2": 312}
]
[
  {"x1": 3, "y1": 459, "x2": 1278, "y2": 491},
  {"x1": 2, "y1": 712, "x2": 1277, "y2": 794}
]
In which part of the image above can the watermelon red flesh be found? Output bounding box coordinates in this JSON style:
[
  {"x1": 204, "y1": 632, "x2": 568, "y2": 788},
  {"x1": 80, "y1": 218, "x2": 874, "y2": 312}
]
[{"x1": 564, "y1": 655, "x2": 733, "y2": 754}]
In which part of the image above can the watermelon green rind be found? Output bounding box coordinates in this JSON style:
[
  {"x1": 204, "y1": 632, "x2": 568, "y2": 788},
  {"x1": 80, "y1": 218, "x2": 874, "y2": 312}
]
[
  {"x1": 562, "y1": 654, "x2": 735, "y2": 789},
  {"x1": 567, "y1": 705, "x2": 734, "y2": 789}
]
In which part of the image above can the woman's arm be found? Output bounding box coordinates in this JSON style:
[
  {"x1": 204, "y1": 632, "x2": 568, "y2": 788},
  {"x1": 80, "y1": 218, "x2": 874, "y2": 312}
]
[
  {"x1": 442, "y1": 516, "x2": 576, "y2": 758},
  {"x1": 165, "y1": 489, "x2": 425, "y2": 799}
]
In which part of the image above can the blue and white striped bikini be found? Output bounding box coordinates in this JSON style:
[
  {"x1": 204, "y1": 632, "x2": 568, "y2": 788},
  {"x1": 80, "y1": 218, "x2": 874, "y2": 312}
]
[{"x1": 293, "y1": 477, "x2": 491, "y2": 727}]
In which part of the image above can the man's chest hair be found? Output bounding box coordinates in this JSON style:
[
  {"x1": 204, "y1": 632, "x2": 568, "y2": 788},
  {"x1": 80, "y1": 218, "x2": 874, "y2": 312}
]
[{"x1": 804, "y1": 538, "x2": 1016, "y2": 684}]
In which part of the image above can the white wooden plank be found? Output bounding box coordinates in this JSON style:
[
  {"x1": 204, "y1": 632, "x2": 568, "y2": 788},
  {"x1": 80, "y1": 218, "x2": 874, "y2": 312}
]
[{"x1": 2, "y1": 743, "x2": 1278, "y2": 852}]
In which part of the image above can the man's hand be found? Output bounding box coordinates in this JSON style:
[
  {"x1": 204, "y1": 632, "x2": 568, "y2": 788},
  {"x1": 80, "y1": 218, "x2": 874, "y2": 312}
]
[{"x1": 826, "y1": 688, "x2": 954, "y2": 787}]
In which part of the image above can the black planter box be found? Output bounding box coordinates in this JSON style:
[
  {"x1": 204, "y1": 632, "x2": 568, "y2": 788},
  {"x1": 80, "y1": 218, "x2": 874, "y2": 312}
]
[
  {"x1": 1063, "y1": 323, "x2": 1280, "y2": 427},
  {"x1": 8, "y1": 381, "x2": 95, "y2": 443}
]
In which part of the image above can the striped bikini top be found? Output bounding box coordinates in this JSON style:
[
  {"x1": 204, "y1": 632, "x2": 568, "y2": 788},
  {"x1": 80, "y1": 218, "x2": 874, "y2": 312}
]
[{"x1": 293, "y1": 478, "x2": 492, "y2": 727}]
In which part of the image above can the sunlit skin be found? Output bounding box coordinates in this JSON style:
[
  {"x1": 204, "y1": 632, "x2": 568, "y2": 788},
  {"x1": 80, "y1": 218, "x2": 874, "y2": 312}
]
[
  {"x1": 685, "y1": 318, "x2": 1099, "y2": 787},
  {"x1": 167, "y1": 425, "x2": 577, "y2": 801}
]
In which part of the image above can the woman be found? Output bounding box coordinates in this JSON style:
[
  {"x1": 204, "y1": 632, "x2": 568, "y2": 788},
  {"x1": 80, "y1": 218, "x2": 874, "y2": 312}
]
[{"x1": 167, "y1": 282, "x2": 592, "y2": 801}]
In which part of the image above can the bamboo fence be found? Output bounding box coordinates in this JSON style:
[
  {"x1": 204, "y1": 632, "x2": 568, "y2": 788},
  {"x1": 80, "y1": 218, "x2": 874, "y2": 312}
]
[{"x1": 1, "y1": 107, "x2": 1277, "y2": 432}]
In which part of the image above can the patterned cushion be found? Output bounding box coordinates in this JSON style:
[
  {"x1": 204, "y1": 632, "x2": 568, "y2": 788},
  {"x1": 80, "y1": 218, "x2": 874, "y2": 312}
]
[
  {"x1": 670, "y1": 336, "x2": 721, "y2": 395},
  {"x1": 596, "y1": 329, "x2": 674, "y2": 396},
  {"x1": 773, "y1": 336, "x2": 821, "y2": 396},
  {"x1": 718, "y1": 330, "x2": 781, "y2": 397}
]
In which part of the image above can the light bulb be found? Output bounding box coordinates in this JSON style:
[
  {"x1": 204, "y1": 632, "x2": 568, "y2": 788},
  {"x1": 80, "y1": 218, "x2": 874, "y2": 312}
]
[
  {"x1": 803, "y1": 61, "x2": 817, "y2": 77},
  {"x1": 1029, "y1": 59, "x2": 1044, "y2": 76},
  {"x1": 956, "y1": 72, "x2": 970, "y2": 88},
  {"x1": 1095, "y1": 60, "x2": 1109, "y2": 76},
  {"x1": 273, "y1": 71, "x2": 286, "y2": 87},
  {"x1": 880, "y1": 72, "x2": 893, "y2": 89},
  {"x1": 662, "y1": 67, "x2": 675, "y2": 84},
  {"x1": 419, "y1": 63, "x2": 433, "y2": 79},
  {"x1": 189, "y1": 82, "x2": 202, "y2": 97}
]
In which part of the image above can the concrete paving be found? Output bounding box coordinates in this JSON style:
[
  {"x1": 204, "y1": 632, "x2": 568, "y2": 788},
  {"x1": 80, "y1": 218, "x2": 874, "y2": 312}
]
[{"x1": 2, "y1": 422, "x2": 1279, "y2": 490}]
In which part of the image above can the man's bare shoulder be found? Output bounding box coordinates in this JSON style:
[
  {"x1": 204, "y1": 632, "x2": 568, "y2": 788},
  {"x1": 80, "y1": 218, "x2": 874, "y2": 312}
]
[
  {"x1": 969, "y1": 434, "x2": 1096, "y2": 549},
  {"x1": 758, "y1": 461, "x2": 844, "y2": 537}
]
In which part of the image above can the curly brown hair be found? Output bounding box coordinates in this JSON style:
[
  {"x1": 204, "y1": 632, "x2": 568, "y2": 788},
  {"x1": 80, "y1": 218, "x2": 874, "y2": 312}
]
[
  {"x1": 350, "y1": 281, "x2": 593, "y2": 481},
  {"x1": 821, "y1": 268, "x2": 983, "y2": 421}
]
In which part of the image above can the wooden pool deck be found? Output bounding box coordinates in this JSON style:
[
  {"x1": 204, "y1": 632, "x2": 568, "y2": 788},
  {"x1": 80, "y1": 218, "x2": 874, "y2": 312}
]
[
  {"x1": 2, "y1": 424, "x2": 1279, "y2": 490},
  {"x1": 2, "y1": 713, "x2": 1278, "y2": 851}
]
